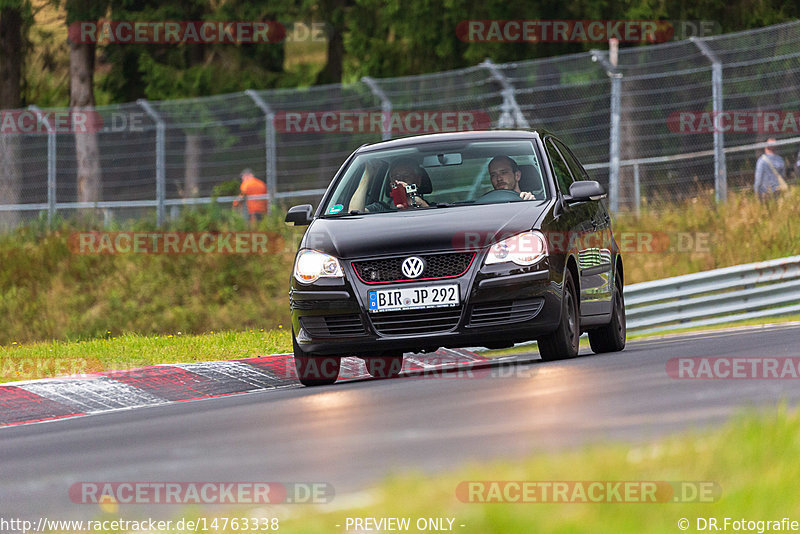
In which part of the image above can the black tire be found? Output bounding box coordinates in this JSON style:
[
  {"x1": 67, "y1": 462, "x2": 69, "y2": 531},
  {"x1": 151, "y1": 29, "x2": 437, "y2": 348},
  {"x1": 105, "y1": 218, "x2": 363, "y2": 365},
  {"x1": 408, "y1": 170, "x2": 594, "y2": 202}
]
[
  {"x1": 537, "y1": 269, "x2": 580, "y2": 361},
  {"x1": 588, "y1": 272, "x2": 627, "y2": 354},
  {"x1": 365, "y1": 355, "x2": 404, "y2": 378},
  {"x1": 293, "y1": 333, "x2": 341, "y2": 386}
]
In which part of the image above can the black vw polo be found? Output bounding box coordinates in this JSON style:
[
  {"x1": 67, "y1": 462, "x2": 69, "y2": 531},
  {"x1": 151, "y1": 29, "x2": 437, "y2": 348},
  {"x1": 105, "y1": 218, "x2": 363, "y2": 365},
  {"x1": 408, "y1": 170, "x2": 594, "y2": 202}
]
[{"x1": 286, "y1": 130, "x2": 625, "y2": 385}]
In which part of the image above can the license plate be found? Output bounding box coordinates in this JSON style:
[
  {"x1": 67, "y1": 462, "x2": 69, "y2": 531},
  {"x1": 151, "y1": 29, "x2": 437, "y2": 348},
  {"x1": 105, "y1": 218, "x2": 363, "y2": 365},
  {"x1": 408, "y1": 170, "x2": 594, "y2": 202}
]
[{"x1": 368, "y1": 284, "x2": 459, "y2": 312}]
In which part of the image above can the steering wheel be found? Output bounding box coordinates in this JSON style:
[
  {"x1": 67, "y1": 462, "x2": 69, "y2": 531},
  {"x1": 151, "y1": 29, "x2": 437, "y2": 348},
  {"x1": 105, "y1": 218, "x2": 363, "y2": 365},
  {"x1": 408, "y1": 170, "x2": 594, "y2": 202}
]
[{"x1": 475, "y1": 189, "x2": 523, "y2": 204}]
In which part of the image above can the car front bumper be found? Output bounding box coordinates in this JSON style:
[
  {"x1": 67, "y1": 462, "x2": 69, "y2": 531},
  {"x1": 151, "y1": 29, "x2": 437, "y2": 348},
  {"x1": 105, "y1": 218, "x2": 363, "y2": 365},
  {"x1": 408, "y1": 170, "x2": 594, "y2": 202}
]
[{"x1": 290, "y1": 256, "x2": 563, "y2": 357}]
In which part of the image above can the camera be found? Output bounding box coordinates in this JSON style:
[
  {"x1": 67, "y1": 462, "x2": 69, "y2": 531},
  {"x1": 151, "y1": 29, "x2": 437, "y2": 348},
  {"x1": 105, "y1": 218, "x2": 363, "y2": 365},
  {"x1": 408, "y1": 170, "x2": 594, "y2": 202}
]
[{"x1": 390, "y1": 181, "x2": 418, "y2": 208}]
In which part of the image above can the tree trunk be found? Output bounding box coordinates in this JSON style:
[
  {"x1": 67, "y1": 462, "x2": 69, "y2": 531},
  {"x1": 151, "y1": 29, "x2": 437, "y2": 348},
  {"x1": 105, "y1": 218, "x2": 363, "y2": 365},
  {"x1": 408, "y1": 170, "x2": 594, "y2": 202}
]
[
  {"x1": 70, "y1": 39, "x2": 101, "y2": 203},
  {"x1": 183, "y1": 133, "x2": 201, "y2": 198},
  {"x1": 316, "y1": 24, "x2": 344, "y2": 84},
  {"x1": 315, "y1": 0, "x2": 346, "y2": 85},
  {"x1": 0, "y1": 5, "x2": 23, "y2": 229}
]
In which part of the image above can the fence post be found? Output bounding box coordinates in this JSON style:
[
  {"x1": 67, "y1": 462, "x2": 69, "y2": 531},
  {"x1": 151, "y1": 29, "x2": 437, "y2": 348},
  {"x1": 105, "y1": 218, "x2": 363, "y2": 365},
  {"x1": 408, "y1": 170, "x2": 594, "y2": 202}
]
[
  {"x1": 481, "y1": 59, "x2": 530, "y2": 129},
  {"x1": 361, "y1": 77, "x2": 393, "y2": 141},
  {"x1": 591, "y1": 50, "x2": 621, "y2": 213},
  {"x1": 245, "y1": 90, "x2": 277, "y2": 214},
  {"x1": 137, "y1": 99, "x2": 166, "y2": 226},
  {"x1": 633, "y1": 162, "x2": 641, "y2": 216},
  {"x1": 692, "y1": 37, "x2": 727, "y2": 203},
  {"x1": 29, "y1": 105, "x2": 57, "y2": 226}
]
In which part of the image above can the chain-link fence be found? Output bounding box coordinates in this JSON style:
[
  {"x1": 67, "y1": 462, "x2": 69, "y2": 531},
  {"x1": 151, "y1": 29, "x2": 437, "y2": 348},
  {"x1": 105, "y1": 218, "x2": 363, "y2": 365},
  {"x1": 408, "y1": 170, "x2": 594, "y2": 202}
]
[{"x1": 2, "y1": 20, "x2": 800, "y2": 229}]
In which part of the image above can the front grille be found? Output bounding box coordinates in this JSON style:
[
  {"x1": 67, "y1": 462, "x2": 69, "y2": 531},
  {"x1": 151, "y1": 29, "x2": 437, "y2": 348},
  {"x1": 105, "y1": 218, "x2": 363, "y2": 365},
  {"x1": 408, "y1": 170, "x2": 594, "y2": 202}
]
[
  {"x1": 300, "y1": 315, "x2": 367, "y2": 337},
  {"x1": 352, "y1": 252, "x2": 475, "y2": 284},
  {"x1": 370, "y1": 306, "x2": 463, "y2": 335},
  {"x1": 468, "y1": 298, "x2": 544, "y2": 327},
  {"x1": 291, "y1": 299, "x2": 354, "y2": 311}
]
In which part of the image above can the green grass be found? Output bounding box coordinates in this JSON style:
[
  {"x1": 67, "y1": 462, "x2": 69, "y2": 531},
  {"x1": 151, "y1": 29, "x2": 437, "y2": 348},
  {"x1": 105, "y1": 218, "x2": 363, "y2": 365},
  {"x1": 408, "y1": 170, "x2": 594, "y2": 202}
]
[
  {"x1": 1, "y1": 188, "x2": 799, "y2": 346},
  {"x1": 0, "y1": 206, "x2": 303, "y2": 346},
  {"x1": 0, "y1": 327, "x2": 292, "y2": 383},
  {"x1": 612, "y1": 187, "x2": 800, "y2": 284},
  {"x1": 268, "y1": 406, "x2": 799, "y2": 534}
]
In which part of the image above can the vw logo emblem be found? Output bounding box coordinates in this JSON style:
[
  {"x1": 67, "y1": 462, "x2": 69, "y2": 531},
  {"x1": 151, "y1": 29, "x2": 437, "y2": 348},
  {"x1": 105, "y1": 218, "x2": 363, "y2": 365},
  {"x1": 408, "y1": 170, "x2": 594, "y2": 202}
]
[{"x1": 401, "y1": 256, "x2": 425, "y2": 279}]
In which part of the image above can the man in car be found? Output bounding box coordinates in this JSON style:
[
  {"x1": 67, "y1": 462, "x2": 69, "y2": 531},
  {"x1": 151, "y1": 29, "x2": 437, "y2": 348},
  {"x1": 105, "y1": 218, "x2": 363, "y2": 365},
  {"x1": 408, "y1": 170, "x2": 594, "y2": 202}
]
[
  {"x1": 387, "y1": 158, "x2": 431, "y2": 208},
  {"x1": 360, "y1": 158, "x2": 430, "y2": 212},
  {"x1": 488, "y1": 156, "x2": 536, "y2": 200}
]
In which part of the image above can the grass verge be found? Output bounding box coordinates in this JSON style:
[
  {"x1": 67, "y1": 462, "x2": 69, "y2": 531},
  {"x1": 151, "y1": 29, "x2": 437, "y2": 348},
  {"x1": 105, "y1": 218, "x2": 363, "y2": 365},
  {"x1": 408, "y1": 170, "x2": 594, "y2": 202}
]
[
  {"x1": 0, "y1": 329, "x2": 292, "y2": 383},
  {"x1": 270, "y1": 406, "x2": 800, "y2": 533},
  {"x1": 1, "y1": 188, "x2": 798, "y2": 346}
]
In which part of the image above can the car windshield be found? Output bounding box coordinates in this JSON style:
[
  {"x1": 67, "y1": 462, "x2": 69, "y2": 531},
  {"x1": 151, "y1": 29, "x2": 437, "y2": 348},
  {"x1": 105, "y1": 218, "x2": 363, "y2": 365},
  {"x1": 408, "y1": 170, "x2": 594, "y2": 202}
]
[{"x1": 321, "y1": 139, "x2": 548, "y2": 215}]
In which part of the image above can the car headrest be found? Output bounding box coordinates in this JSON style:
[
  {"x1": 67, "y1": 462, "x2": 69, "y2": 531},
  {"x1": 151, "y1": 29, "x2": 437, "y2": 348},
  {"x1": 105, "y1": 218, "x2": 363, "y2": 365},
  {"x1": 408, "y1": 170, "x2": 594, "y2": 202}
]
[
  {"x1": 386, "y1": 167, "x2": 433, "y2": 195},
  {"x1": 417, "y1": 168, "x2": 433, "y2": 194},
  {"x1": 518, "y1": 164, "x2": 544, "y2": 198}
]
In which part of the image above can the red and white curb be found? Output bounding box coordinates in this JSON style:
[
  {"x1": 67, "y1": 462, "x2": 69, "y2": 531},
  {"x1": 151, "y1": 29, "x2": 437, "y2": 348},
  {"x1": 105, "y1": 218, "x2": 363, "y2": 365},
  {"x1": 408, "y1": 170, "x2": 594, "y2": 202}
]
[{"x1": 0, "y1": 349, "x2": 505, "y2": 428}]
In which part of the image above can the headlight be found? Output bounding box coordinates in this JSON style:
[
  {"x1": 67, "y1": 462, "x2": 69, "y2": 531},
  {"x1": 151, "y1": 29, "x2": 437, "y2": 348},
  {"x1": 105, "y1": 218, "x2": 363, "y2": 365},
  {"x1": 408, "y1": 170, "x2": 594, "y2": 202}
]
[
  {"x1": 484, "y1": 231, "x2": 548, "y2": 266},
  {"x1": 293, "y1": 249, "x2": 344, "y2": 284}
]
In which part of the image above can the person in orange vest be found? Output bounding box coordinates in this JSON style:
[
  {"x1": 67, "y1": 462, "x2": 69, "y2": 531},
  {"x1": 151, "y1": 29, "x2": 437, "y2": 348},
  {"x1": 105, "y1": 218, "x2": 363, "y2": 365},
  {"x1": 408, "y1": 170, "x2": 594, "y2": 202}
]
[{"x1": 233, "y1": 169, "x2": 268, "y2": 225}]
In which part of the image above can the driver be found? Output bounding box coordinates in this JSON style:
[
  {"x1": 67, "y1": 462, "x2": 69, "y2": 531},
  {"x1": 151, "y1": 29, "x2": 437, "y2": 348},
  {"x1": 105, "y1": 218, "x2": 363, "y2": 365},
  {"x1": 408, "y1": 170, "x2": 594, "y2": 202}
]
[{"x1": 488, "y1": 156, "x2": 536, "y2": 200}]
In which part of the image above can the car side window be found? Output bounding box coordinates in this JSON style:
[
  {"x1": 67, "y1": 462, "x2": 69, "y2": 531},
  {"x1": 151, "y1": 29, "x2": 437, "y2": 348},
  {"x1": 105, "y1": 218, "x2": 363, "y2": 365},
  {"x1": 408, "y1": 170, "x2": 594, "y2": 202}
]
[
  {"x1": 553, "y1": 139, "x2": 590, "y2": 182},
  {"x1": 545, "y1": 138, "x2": 575, "y2": 195}
]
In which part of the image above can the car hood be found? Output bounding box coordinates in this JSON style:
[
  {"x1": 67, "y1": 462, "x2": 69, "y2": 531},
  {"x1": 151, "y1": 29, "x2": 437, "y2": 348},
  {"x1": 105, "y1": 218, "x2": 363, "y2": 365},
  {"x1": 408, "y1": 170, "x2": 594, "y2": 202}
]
[{"x1": 302, "y1": 201, "x2": 551, "y2": 259}]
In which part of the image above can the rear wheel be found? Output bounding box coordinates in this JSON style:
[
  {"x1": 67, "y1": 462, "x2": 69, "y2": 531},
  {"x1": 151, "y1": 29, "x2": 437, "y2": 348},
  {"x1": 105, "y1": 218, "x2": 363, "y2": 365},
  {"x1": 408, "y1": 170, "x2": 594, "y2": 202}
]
[
  {"x1": 537, "y1": 269, "x2": 580, "y2": 361},
  {"x1": 588, "y1": 272, "x2": 626, "y2": 353},
  {"x1": 365, "y1": 355, "x2": 404, "y2": 378},
  {"x1": 293, "y1": 333, "x2": 341, "y2": 386}
]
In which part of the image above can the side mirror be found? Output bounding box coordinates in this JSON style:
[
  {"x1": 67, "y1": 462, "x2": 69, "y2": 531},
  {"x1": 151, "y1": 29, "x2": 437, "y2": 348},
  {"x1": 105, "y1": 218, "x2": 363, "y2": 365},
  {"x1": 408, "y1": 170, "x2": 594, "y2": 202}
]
[
  {"x1": 285, "y1": 204, "x2": 313, "y2": 226},
  {"x1": 565, "y1": 181, "x2": 606, "y2": 203}
]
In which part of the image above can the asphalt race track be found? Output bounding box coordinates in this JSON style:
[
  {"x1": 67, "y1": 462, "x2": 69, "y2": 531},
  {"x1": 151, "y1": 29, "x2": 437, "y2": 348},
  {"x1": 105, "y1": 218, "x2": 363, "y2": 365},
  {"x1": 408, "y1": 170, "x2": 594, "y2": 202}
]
[{"x1": 1, "y1": 323, "x2": 799, "y2": 520}]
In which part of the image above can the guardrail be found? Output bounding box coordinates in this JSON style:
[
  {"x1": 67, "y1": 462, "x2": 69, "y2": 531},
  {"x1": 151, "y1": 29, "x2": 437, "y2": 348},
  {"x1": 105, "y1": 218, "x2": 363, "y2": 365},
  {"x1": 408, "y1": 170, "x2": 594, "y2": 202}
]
[{"x1": 624, "y1": 255, "x2": 800, "y2": 334}]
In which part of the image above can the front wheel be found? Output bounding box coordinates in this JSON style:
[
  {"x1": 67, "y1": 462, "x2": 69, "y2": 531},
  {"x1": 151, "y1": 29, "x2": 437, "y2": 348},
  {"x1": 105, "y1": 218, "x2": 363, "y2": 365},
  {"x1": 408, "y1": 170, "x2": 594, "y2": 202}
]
[
  {"x1": 293, "y1": 333, "x2": 341, "y2": 386},
  {"x1": 365, "y1": 355, "x2": 404, "y2": 379},
  {"x1": 588, "y1": 272, "x2": 626, "y2": 354},
  {"x1": 537, "y1": 269, "x2": 580, "y2": 361}
]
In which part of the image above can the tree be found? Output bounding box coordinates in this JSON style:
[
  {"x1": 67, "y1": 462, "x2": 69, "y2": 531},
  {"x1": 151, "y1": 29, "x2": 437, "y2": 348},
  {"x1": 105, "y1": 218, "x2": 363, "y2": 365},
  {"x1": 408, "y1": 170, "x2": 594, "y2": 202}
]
[
  {"x1": 313, "y1": 0, "x2": 348, "y2": 84},
  {"x1": 66, "y1": 0, "x2": 107, "y2": 204},
  {"x1": 0, "y1": 0, "x2": 27, "y2": 228}
]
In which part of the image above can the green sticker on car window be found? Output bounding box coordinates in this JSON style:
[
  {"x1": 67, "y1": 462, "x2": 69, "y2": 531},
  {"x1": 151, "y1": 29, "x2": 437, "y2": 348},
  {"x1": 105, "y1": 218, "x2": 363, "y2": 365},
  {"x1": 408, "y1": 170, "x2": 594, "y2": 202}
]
[{"x1": 328, "y1": 204, "x2": 344, "y2": 214}]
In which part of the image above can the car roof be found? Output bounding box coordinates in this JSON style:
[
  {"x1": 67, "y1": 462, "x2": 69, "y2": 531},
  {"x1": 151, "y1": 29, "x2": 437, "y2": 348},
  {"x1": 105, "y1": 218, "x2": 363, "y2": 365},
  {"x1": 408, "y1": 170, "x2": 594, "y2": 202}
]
[{"x1": 356, "y1": 129, "x2": 546, "y2": 153}]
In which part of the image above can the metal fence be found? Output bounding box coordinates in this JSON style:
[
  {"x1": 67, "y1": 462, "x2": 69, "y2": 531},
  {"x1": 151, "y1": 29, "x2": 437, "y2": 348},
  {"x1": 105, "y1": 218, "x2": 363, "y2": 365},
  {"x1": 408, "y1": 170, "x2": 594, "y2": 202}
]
[
  {"x1": 2, "y1": 20, "x2": 800, "y2": 229},
  {"x1": 625, "y1": 255, "x2": 800, "y2": 334}
]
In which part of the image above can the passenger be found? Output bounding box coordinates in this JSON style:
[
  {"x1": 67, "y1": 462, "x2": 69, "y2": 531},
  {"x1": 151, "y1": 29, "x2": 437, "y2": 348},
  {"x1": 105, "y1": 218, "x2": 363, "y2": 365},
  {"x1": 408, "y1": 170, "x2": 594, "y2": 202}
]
[
  {"x1": 488, "y1": 156, "x2": 536, "y2": 200},
  {"x1": 365, "y1": 158, "x2": 431, "y2": 212},
  {"x1": 387, "y1": 157, "x2": 431, "y2": 208}
]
